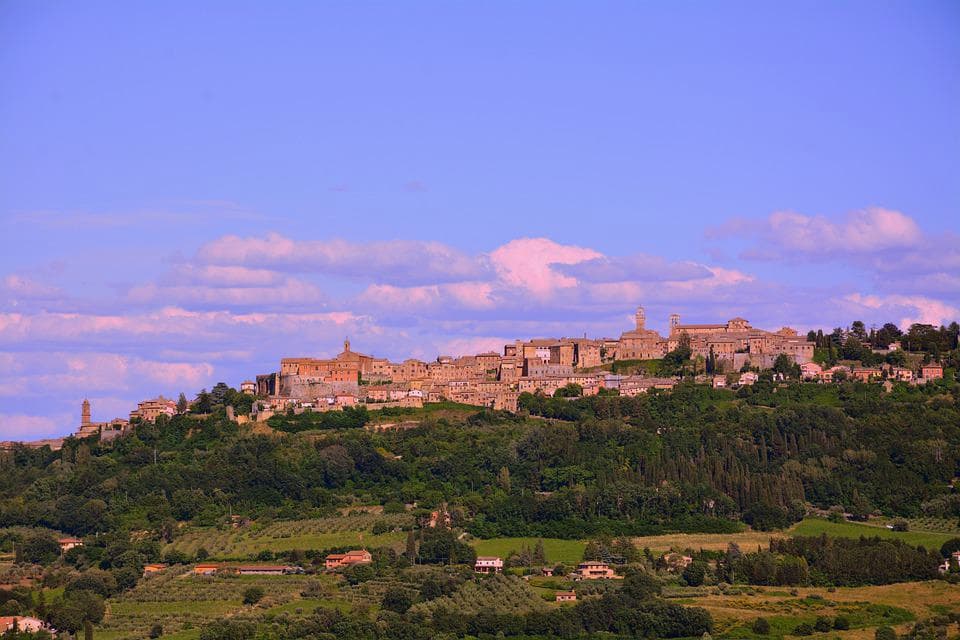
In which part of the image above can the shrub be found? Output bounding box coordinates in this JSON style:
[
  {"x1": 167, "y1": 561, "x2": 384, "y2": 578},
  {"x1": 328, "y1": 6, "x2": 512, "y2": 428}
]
[
  {"x1": 875, "y1": 626, "x2": 897, "y2": 640},
  {"x1": 752, "y1": 618, "x2": 771, "y2": 635},
  {"x1": 149, "y1": 623, "x2": 164, "y2": 638},
  {"x1": 833, "y1": 616, "x2": 850, "y2": 631},
  {"x1": 793, "y1": 622, "x2": 814, "y2": 636},
  {"x1": 242, "y1": 586, "x2": 264, "y2": 605},
  {"x1": 814, "y1": 616, "x2": 833, "y2": 632}
]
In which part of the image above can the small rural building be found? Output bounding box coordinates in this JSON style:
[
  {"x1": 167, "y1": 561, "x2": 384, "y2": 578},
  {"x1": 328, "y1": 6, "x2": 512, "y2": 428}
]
[
  {"x1": 194, "y1": 564, "x2": 219, "y2": 576},
  {"x1": 58, "y1": 537, "x2": 83, "y2": 553},
  {"x1": 921, "y1": 363, "x2": 944, "y2": 380},
  {"x1": 573, "y1": 561, "x2": 618, "y2": 580},
  {"x1": 661, "y1": 552, "x2": 693, "y2": 572},
  {"x1": 555, "y1": 590, "x2": 577, "y2": 602},
  {"x1": 0, "y1": 616, "x2": 50, "y2": 633},
  {"x1": 143, "y1": 563, "x2": 167, "y2": 576},
  {"x1": 474, "y1": 556, "x2": 504, "y2": 574},
  {"x1": 325, "y1": 549, "x2": 372, "y2": 570}
]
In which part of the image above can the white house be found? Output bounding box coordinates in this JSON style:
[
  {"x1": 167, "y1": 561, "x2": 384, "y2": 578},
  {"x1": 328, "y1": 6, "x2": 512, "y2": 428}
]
[{"x1": 474, "y1": 556, "x2": 503, "y2": 574}]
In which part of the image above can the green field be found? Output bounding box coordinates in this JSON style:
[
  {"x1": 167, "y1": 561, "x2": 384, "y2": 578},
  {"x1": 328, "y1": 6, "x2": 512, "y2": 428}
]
[
  {"x1": 471, "y1": 537, "x2": 586, "y2": 565},
  {"x1": 790, "y1": 518, "x2": 956, "y2": 550},
  {"x1": 168, "y1": 513, "x2": 411, "y2": 558}
]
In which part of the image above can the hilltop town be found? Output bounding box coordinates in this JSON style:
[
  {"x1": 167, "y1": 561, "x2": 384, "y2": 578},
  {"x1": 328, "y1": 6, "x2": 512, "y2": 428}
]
[{"x1": 16, "y1": 307, "x2": 952, "y2": 450}]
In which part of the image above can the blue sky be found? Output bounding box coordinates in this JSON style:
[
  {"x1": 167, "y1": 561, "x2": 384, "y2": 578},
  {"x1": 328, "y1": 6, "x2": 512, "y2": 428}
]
[{"x1": 1, "y1": 1, "x2": 958, "y2": 439}]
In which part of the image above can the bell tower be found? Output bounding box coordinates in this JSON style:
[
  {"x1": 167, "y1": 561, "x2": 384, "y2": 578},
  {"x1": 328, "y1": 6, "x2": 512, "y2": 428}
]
[
  {"x1": 343, "y1": 337, "x2": 351, "y2": 353},
  {"x1": 635, "y1": 306, "x2": 646, "y2": 331},
  {"x1": 669, "y1": 313, "x2": 681, "y2": 333},
  {"x1": 81, "y1": 399, "x2": 91, "y2": 427}
]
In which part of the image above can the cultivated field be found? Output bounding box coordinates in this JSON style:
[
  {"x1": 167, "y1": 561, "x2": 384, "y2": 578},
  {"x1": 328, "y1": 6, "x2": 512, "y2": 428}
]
[
  {"x1": 96, "y1": 565, "x2": 330, "y2": 639},
  {"x1": 167, "y1": 512, "x2": 412, "y2": 558},
  {"x1": 790, "y1": 518, "x2": 956, "y2": 550},
  {"x1": 631, "y1": 517, "x2": 958, "y2": 555},
  {"x1": 671, "y1": 581, "x2": 960, "y2": 640},
  {"x1": 471, "y1": 537, "x2": 587, "y2": 566}
]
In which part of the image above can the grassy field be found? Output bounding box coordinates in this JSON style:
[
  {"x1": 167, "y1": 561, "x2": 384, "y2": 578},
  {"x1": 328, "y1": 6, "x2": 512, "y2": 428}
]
[
  {"x1": 630, "y1": 517, "x2": 958, "y2": 555},
  {"x1": 632, "y1": 529, "x2": 784, "y2": 553},
  {"x1": 675, "y1": 581, "x2": 960, "y2": 640},
  {"x1": 790, "y1": 518, "x2": 956, "y2": 550},
  {"x1": 471, "y1": 537, "x2": 587, "y2": 565}
]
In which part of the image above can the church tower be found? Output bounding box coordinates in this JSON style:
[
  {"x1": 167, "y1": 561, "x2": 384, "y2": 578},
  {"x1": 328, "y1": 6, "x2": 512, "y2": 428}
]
[
  {"x1": 635, "y1": 306, "x2": 646, "y2": 331},
  {"x1": 669, "y1": 313, "x2": 681, "y2": 333},
  {"x1": 81, "y1": 399, "x2": 91, "y2": 427},
  {"x1": 343, "y1": 337, "x2": 351, "y2": 353}
]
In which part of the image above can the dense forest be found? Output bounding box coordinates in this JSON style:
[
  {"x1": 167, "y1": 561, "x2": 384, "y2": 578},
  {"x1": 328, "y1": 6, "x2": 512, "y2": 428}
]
[
  {"x1": 2, "y1": 378, "x2": 959, "y2": 539},
  {"x1": 1, "y1": 370, "x2": 959, "y2": 638}
]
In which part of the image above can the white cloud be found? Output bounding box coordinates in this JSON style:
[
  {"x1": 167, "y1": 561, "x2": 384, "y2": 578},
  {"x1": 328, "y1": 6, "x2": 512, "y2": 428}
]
[
  {"x1": 197, "y1": 233, "x2": 488, "y2": 285},
  {"x1": 710, "y1": 207, "x2": 923, "y2": 256}
]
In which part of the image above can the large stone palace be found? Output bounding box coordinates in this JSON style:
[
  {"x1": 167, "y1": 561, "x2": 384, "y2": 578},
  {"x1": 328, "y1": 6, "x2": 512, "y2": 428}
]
[{"x1": 618, "y1": 307, "x2": 814, "y2": 369}]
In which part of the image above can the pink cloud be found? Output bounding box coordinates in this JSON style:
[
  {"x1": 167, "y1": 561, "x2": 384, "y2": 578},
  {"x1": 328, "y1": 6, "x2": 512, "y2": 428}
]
[
  {"x1": 0, "y1": 413, "x2": 69, "y2": 440},
  {"x1": 488, "y1": 237, "x2": 602, "y2": 298},
  {"x1": 843, "y1": 293, "x2": 960, "y2": 328}
]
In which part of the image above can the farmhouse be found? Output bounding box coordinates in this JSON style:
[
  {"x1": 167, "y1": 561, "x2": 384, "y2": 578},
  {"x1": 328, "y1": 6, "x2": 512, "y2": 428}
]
[
  {"x1": 194, "y1": 564, "x2": 219, "y2": 576},
  {"x1": 325, "y1": 549, "x2": 372, "y2": 570},
  {"x1": 0, "y1": 616, "x2": 48, "y2": 634},
  {"x1": 58, "y1": 537, "x2": 83, "y2": 553},
  {"x1": 662, "y1": 552, "x2": 693, "y2": 572},
  {"x1": 921, "y1": 363, "x2": 944, "y2": 380},
  {"x1": 555, "y1": 590, "x2": 577, "y2": 602},
  {"x1": 474, "y1": 556, "x2": 504, "y2": 574},
  {"x1": 143, "y1": 563, "x2": 167, "y2": 576},
  {"x1": 573, "y1": 561, "x2": 618, "y2": 580}
]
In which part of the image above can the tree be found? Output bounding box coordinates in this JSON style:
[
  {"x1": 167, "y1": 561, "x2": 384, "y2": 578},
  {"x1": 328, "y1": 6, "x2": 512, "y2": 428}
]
[
  {"x1": 939, "y1": 538, "x2": 960, "y2": 559},
  {"x1": 772, "y1": 354, "x2": 797, "y2": 379},
  {"x1": 753, "y1": 618, "x2": 771, "y2": 635},
  {"x1": 176, "y1": 392, "x2": 188, "y2": 414},
  {"x1": 242, "y1": 586, "x2": 264, "y2": 605},
  {"x1": 553, "y1": 383, "x2": 583, "y2": 398},
  {"x1": 775, "y1": 555, "x2": 809, "y2": 586},
  {"x1": 381, "y1": 587, "x2": 413, "y2": 614},
  {"x1": 497, "y1": 466, "x2": 511, "y2": 492},
  {"x1": 621, "y1": 569, "x2": 661, "y2": 602},
  {"x1": 15, "y1": 533, "x2": 60, "y2": 565},
  {"x1": 193, "y1": 389, "x2": 212, "y2": 414},
  {"x1": 683, "y1": 560, "x2": 708, "y2": 587},
  {"x1": 405, "y1": 529, "x2": 417, "y2": 562}
]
